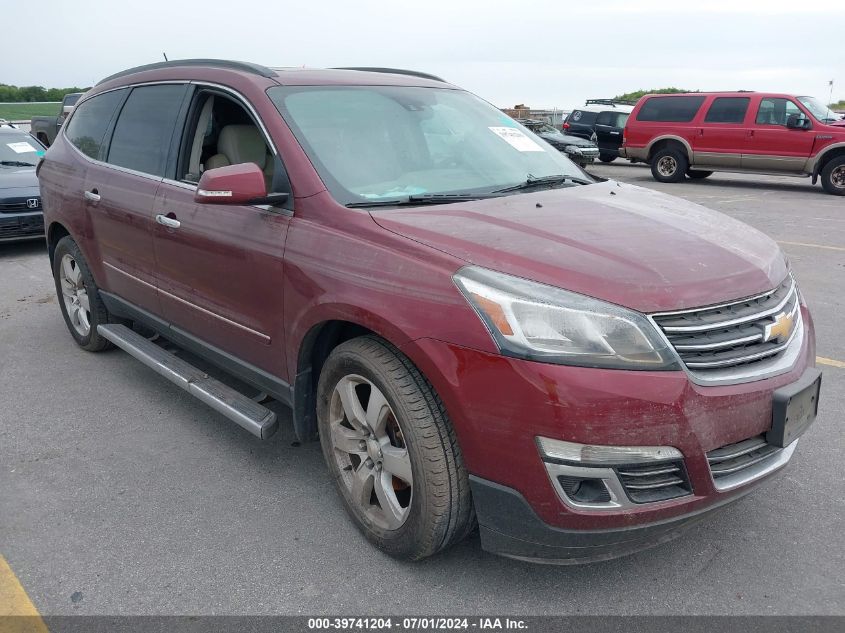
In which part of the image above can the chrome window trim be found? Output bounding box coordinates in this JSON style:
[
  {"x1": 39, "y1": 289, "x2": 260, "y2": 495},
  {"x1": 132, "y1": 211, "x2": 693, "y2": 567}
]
[{"x1": 709, "y1": 439, "x2": 797, "y2": 492}]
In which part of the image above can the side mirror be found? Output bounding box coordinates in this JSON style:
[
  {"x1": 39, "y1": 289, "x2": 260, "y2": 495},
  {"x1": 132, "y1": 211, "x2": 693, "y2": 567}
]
[
  {"x1": 195, "y1": 163, "x2": 288, "y2": 206},
  {"x1": 786, "y1": 113, "x2": 811, "y2": 130}
]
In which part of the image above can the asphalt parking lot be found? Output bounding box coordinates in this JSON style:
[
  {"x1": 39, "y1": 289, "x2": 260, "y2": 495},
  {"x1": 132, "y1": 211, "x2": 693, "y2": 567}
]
[{"x1": 1, "y1": 164, "x2": 843, "y2": 616}]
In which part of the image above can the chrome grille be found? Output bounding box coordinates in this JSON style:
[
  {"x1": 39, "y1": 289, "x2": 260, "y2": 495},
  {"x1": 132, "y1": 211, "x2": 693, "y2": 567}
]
[
  {"x1": 615, "y1": 460, "x2": 691, "y2": 504},
  {"x1": 652, "y1": 277, "x2": 799, "y2": 371}
]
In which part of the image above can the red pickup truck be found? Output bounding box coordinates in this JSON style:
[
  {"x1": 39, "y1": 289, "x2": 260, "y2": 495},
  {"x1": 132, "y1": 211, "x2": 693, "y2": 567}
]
[{"x1": 620, "y1": 92, "x2": 845, "y2": 195}]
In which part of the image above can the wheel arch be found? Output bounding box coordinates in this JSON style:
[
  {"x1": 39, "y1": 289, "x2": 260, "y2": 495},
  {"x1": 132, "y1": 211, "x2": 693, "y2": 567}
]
[
  {"x1": 810, "y1": 143, "x2": 845, "y2": 182},
  {"x1": 646, "y1": 136, "x2": 692, "y2": 162},
  {"x1": 291, "y1": 309, "x2": 418, "y2": 443},
  {"x1": 46, "y1": 221, "x2": 71, "y2": 267}
]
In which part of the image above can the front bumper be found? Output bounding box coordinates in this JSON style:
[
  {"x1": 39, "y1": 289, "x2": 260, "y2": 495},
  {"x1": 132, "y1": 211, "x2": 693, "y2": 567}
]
[
  {"x1": 400, "y1": 308, "x2": 816, "y2": 560},
  {"x1": 0, "y1": 211, "x2": 44, "y2": 242}
]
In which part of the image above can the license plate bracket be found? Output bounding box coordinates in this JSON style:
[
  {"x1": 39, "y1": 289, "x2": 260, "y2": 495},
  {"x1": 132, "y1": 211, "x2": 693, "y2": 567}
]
[{"x1": 767, "y1": 368, "x2": 822, "y2": 448}]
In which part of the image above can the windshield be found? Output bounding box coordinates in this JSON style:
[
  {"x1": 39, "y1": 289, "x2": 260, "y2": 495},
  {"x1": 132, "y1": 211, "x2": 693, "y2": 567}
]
[
  {"x1": 797, "y1": 96, "x2": 839, "y2": 123},
  {"x1": 0, "y1": 133, "x2": 45, "y2": 166},
  {"x1": 267, "y1": 86, "x2": 588, "y2": 205}
]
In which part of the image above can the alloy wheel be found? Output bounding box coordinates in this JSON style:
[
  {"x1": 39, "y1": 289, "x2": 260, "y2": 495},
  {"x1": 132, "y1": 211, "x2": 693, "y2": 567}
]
[
  {"x1": 831, "y1": 165, "x2": 845, "y2": 189},
  {"x1": 329, "y1": 374, "x2": 413, "y2": 530},
  {"x1": 657, "y1": 155, "x2": 678, "y2": 177},
  {"x1": 59, "y1": 254, "x2": 91, "y2": 337}
]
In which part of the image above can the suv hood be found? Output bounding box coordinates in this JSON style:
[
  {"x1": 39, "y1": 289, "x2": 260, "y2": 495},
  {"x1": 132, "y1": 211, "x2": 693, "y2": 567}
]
[
  {"x1": 538, "y1": 130, "x2": 594, "y2": 147},
  {"x1": 370, "y1": 181, "x2": 786, "y2": 313},
  {"x1": 0, "y1": 167, "x2": 38, "y2": 189}
]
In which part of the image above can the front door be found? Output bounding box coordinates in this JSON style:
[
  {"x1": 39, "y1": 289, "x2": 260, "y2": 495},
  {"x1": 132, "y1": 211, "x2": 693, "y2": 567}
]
[
  {"x1": 152, "y1": 88, "x2": 291, "y2": 381},
  {"x1": 594, "y1": 110, "x2": 628, "y2": 155},
  {"x1": 743, "y1": 97, "x2": 815, "y2": 172}
]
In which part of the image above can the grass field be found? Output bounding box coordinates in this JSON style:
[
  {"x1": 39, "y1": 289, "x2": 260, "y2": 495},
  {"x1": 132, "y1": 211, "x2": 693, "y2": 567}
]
[{"x1": 0, "y1": 102, "x2": 59, "y2": 120}]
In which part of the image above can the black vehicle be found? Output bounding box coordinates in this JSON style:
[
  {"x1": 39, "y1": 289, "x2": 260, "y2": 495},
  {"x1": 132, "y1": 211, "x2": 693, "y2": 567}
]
[
  {"x1": 0, "y1": 126, "x2": 46, "y2": 243},
  {"x1": 563, "y1": 100, "x2": 635, "y2": 162},
  {"x1": 518, "y1": 119, "x2": 600, "y2": 167}
]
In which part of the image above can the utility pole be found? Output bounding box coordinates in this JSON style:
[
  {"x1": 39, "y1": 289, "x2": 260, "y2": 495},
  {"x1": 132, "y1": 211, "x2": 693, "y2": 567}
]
[{"x1": 829, "y1": 79, "x2": 834, "y2": 107}]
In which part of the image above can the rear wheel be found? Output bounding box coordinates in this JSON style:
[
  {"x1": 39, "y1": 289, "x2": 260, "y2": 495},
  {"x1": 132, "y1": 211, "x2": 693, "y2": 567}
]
[
  {"x1": 317, "y1": 335, "x2": 474, "y2": 560},
  {"x1": 52, "y1": 236, "x2": 113, "y2": 351},
  {"x1": 650, "y1": 147, "x2": 688, "y2": 183},
  {"x1": 599, "y1": 153, "x2": 615, "y2": 163},
  {"x1": 821, "y1": 156, "x2": 845, "y2": 196},
  {"x1": 687, "y1": 169, "x2": 713, "y2": 180}
]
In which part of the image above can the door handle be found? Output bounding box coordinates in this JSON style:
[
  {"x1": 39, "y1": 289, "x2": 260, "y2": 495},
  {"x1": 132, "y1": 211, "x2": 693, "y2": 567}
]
[
  {"x1": 83, "y1": 189, "x2": 100, "y2": 203},
  {"x1": 156, "y1": 213, "x2": 181, "y2": 229}
]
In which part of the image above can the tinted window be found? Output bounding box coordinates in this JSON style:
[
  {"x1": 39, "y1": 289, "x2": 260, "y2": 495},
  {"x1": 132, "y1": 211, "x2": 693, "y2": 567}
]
[
  {"x1": 636, "y1": 96, "x2": 706, "y2": 122},
  {"x1": 64, "y1": 94, "x2": 80, "y2": 106},
  {"x1": 107, "y1": 84, "x2": 187, "y2": 176},
  {"x1": 704, "y1": 97, "x2": 750, "y2": 124},
  {"x1": 567, "y1": 110, "x2": 598, "y2": 126},
  {"x1": 64, "y1": 90, "x2": 126, "y2": 160},
  {"x1": 756, "y1": 98, "x2": 802, "y2": 126},
  {"x1": 596, "y1": 111, "x2": 629, "y2": 127}
]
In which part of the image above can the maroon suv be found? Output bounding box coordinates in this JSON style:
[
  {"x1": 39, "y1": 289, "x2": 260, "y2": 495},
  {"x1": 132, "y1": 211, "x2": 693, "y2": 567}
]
[{"x1": 38, "y1": 60, "x2": 821, "y2": 563}]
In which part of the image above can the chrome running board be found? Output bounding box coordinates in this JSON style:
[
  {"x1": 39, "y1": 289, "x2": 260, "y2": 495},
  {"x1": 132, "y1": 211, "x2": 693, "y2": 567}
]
[{"x1": 98, "y1": 324, "x2": 278, "y2": 439}]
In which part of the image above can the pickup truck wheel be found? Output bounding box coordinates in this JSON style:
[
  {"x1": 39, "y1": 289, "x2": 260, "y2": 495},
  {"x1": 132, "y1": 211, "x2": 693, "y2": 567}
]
[
  {"x1": 317, "y1": 335, "x2": 474, "y2": 560},
  {"x1": 687, "y1": 169, "x2": 713, "y2": 180},
  {"x1": 52, "y1": 236, "x2": 112, "y2": 352},
  {"x1": 650, "y1": 147, "x2": 688, "y2": 183},
  {"x1": 599, "y1": 153, "x2": 615, "y2": 163},
  {"x1": 821, "y1": 157, "x2": 845, "y2": 196}
]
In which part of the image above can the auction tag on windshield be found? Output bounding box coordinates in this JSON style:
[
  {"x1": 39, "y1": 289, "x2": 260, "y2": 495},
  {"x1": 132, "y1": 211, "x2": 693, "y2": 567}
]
[
  {"x1": 7, "y1": 142, "x2": 37, "y2": 154},
  {"x1": 489, "y1": 127, "x2": 545, "y2": 152}
]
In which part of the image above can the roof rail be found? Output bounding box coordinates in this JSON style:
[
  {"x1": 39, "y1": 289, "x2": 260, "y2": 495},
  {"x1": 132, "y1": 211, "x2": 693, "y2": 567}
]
[
  {"x1": 95, "y1": 59, "x2": 277, "y2": 86},
  {"x1": 331, "y1": 67, "x2": 447, "y2": 83},
  {"x1": 585, "y1": 98, "x2": 637, "y2": 106}
]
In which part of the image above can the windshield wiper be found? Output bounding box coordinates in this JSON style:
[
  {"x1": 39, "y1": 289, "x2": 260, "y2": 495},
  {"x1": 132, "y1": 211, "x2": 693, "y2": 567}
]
[
  {"x1": 0, "y1": 160, "x2": 36, "y2": 167},
  {"x1": 346, "y1": 193, "x2": 498, "y2": 208},
  {"x1": 492, "y1": 174, "x2": 592, "y2": 194}
]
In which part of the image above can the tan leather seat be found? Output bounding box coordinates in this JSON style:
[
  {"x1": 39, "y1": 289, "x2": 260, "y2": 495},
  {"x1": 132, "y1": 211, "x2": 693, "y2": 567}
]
[{"x1": 205, "y1": 124, "x2": 274, "y2": 189}]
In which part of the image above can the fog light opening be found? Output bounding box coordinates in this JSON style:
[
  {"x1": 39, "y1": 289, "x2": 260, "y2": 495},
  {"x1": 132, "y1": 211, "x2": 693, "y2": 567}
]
[{"x1": 557, "y1": 475, "x2": 612, "y2": 504}]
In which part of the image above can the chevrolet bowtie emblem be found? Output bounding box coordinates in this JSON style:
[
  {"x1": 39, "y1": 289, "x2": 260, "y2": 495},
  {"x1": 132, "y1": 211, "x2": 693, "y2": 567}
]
[{"x1": 763, "y1": 311, "x2": 794, "y2": 343}]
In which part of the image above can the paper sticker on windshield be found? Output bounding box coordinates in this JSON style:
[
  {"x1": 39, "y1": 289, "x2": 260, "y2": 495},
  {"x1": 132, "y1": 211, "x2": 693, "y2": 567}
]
[
  {"x1": 7, "y1": 142, "x2": 37, "y2": 154},
  {"x1": 488, "y1": 127, "x2": 544, "y2": 152}
]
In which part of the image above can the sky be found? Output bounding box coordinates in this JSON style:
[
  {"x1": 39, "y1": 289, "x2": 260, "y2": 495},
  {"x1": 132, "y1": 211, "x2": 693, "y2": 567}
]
[{"x1": 5, "y1": 0, "x2": 843, "y2": 108}]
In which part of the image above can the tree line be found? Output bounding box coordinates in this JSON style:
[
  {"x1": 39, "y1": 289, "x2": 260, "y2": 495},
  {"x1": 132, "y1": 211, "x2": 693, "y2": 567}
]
[{"x1": 0, "y1": 84, "x2": 90, "y2": 103}]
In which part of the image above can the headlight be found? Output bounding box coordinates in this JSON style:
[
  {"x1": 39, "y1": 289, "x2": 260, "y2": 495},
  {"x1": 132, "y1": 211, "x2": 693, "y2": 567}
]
[
  {"x1": 453, "y1": 267, "x2": 679, "y2": 370},
  {"x1": 564, "y1": 146, "x2": 583, "y2": 155}
]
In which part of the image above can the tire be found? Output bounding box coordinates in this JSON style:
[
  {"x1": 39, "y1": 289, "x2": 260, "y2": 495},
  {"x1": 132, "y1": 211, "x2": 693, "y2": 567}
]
[
  {"x1": 820, "y1": 156, "x2": 845, "y2": 196},
  {"x1": 687, "y1": 169, "x2": 713, "y2": 180},
  {"x1": 317, "y1": 335, "x2": 475, "y2": 560},
  {"x1": 650, "y1": 146, "x2": 689, "y2": 183},
  {"x1": 599, "y1": 153, "x2": 615, "y2": 163},
  {"x1": 52, "y1": 236, "x2": 113, "y2": 352}
]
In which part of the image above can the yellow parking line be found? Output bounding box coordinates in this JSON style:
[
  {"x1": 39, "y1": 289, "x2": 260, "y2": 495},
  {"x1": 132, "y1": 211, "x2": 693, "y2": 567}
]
[
  {"x1": 777, "y1": 240, "x2": 845, "y2": 252},
  {"x1": 0, "y1": 555, "x2": 48, "y2": 633},
  {"x1": 817, "y1": 356, "x2": 845, "y2": 369}
]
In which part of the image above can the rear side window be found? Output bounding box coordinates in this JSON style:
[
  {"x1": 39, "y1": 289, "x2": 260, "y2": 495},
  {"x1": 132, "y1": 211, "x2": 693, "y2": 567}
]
[
  {"x1": 567, "y1": 110, "x2": 598, "y2": 126},
  {"x1": 636, "y1": 96, "x2": 706, "y2": 122},
  {"x1": 704, "y1": 97, "x2": 750, "y2": 124},
  {"x1": 107, "y1": 84, "x2": 187, "y2": 177},
  {"x1": 596, "y1": 111, "x2": 629, "y2": 127},
  {"x1": 64, "y1": 90, "x2": 126, "y2": 160}
]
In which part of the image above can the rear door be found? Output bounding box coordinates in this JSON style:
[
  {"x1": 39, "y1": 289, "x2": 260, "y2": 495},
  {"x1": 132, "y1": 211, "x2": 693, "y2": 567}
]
[
  {"x1": 593, "y1": 110, "x2": 628, "y2": 155},
  {"x1": 152, "y1": 86, "x2": 291, "y2": 381},
  {"x1": 692, "y1": 96, "x2": 750, "y2": 168},
  {"x1": 743, "y1": 96, "x2": 815, "y2": 172},
  {"x1": 83, "y1": 83, "x2": 188, "y2": 313}
]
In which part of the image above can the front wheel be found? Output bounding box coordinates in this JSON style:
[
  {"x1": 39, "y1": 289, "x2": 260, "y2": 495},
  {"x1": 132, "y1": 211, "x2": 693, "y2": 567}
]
[
  {"x1": 821, "y1": 156, "x2": 845, "y2": 195},
  {"x1": 52, "y1": 236, "x2": 113, "y2": 351},
  {"x1": 317, "y1": 336, "x2": 474, "y2": 560},
  {"x1": 687, "y1": 169, "x2": 713, "y2": 180},
  {"x1": 650, "y1": 147, "x2": 689, "y2": 183},
  {"x1": 599, "y1": 153, "x2": 615, "y2": 163}
]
